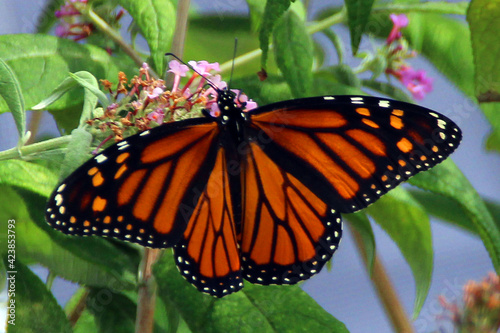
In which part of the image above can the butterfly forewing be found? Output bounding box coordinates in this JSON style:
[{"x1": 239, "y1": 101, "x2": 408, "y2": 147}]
[
  {"x1": 247, "y1": 95, "x2": 462, "y2": 213},
  {"x1": 46, "y1": 118, "x2": 220, "y2": 248}
]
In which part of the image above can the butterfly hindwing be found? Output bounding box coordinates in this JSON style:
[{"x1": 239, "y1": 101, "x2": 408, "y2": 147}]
[
  {"x1": 46, "y1": 118, "x2": 221, "y2": 248},
  {"x1": 174, "y1": 147, "x2": 243, "y2": 297},
  {"x1": 247, "y1": 95, "x2": 462, "y2": 213},
  {"x1": 240, "y1": 141, "x2": 342, "y2": 285}
]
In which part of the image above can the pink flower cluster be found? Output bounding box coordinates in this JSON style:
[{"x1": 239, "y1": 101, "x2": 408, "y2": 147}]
[
  {"x1": 89, "y1": 60, "x2": 258, "y2": 143},
  {"x1": 167, "y1": 59, "x2": 258, "y2": 117},
  {"x1": 54, "y1": 0, "x2": 94, "y2": 41},
  {"x1": 385, "y1": 14, "x2": 433, "y2": 100},
  {"x1": 438, "y1": 272, "x2": 500, "y2": 332}
]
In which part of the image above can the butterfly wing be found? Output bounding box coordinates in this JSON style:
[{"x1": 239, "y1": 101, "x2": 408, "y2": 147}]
[
  {"x1": 173, "y1": 147, "x2": 243, "y2": 297},
  {"x1": 45, "y1": 118, "x2": 221, "y2": 248},
  {"x1": 246, "y1": 95, "x2": 462, "y2": 213},
  {"x1": 239, "y1": 141, "x2": 342, "y2": 285}
]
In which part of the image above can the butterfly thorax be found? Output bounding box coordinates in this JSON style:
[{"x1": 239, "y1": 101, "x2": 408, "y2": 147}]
[{"x1": 216, "y1": 89, "x2": 248, "y2": 146}]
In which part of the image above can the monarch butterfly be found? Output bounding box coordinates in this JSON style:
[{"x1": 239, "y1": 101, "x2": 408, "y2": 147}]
[{"x1": 46, "y1": 79, "x2": 461, "y2": 297}]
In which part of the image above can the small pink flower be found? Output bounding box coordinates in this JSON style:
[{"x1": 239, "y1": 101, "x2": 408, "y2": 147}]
[
  {"x1": 55, "y1": 6, "x2": 80, "y2": 18},
  {"x1": 211, "y1": 75, "x2": 227, "y2": 90},
  {"x1": 168, "y1": 60, "x2": 189, "y2": 77},
  {"x1": 210, "y1": 103, "x2": 221, "y2": 117},
  {"x1": 168, "y1": 60, "x2": 189, "y2": 92},
  {"x1": 147, "y1": 87, "x2": 164, "y2": 99},
  {"x1": 244, "y1": 100, "x2": 258, "y2": 111},
  {"x1": 55, "y1": 24, "x2": 70, "y2": 38},
  {"x1": 147, "y1": 109, "x2": 165, "y2": 124},
  {"x1": 388, "y1": 66, "x2": 433, "y2": 100},
  {"x1": 188, "y1": 60, "x2": 220, "y2": 76},
  {"x1": 387, "y1": 14, "x2": 409, "y2": 45}
]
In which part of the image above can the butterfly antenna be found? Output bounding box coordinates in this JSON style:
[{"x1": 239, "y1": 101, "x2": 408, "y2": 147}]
[
  {"x1": 228, "y1": 38, "x2": 238, "y2": 89},
  {"x1": 165, "y1": 53, "x2": 219, "y2": 90}
]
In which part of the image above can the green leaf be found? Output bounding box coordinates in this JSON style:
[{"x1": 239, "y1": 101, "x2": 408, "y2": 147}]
[
  {"x1": 409, "y1": 160, "x2": 500, "y2": 271},
  {"x1": 486, "y1": 122, "x2": 500, "y2": 152},
  {"x1": 246, "y1": 0, "x2": 266, "y2": 32},
  {"x1": 273, "y1": 10, "x2": 313, "y2": 98},
  {"x1": 68, "y1": 71, "x2": 108, "y2": 114},
  {"x1": 87, "y1": 288, "x2": 137, "y2": 333},
  {"x1": 3, "y1": 258, "x2": 73, "y2": 333},
  {"x1": 154, "y1": 253, "x2": 348, "y2": 333},
  {"x1": 31, "y1": 76, "x2": 81, "y2": 111},
  {"x1": 409, "y1": 189, "x2": 477, "y2": 234},
  {"x1": 346, "y1": 212, "x2": 375, "y2": 274},
  {"x1": 0, "y1": 186, "x2": 34, "y2": 257},
  {"x1": 485, "y1": 199, "x2": 500, "y2": 229},
  {"x1": 366, "y1": 187, "x2": 432, "y2": 317},
  {"x1": 0, "y1": 34, "x2": 126, "y2": 114},
  {"x1": 65, "y1": 288, "x2": 98, "y2": 333},
  {"x1": 118, "y1": 0, "x2": 176, "y2": 74},
  {"x1": 313, "y1": 70, "x2": 366, "y2": 96},
  {"x1": 467, "y1": 0, "x2": 500, "y2": 102},
  {"x1": 321, "y1": 64, "x2": 361, "y2": 88},
  {"x1": 57, "y1": 128, "x2": 93, "y2": 181},
  {"x1": 259, "y1": 0, "x2": 292, "y2": 69},
  {"x1": 0, "y1": 160, "x2": 58, "y2": 197},
  {"x1": 409, "y1": 190, "x2": 500, "y2": 234},
  {"x1": 345, "y1": 0, "x2": 375, "y2": 54},
  {"x1": 0, "y1": 57, "x2": 26, "y2": 143},
  {"x1": 313, "y1": 77, "x2": 365, "y2": 96},
  {"x1": 321, "y1": 28, "x2": 345, "y2": 64},
  {"x1": 480, "y1": 102, "x2": 500, "y2": 153},
  {"x1": 32, "y1": 71, "x2": 105, "y2": 128}
]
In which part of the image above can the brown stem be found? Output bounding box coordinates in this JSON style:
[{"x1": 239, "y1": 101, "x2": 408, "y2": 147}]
[
  {"x1": 351, "y1": 226, "x2": 416, "y2": 333},
  {"x1": 135, "y1": 248, "x2": 161, "y2": 333},
  {"x1": 165, "y1": 0, "x2": 191, "y2": 83},
  {"x1": 26, "y1": 111, "x2": 43, "y2": 144},
  {"x1": 67, "y1": 289, "x2": 90, "y2": 327}
]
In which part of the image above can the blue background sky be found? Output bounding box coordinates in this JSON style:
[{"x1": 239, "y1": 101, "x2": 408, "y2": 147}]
[{"x1": 0, "y1": 1, "x2": 498, "y2": 332}]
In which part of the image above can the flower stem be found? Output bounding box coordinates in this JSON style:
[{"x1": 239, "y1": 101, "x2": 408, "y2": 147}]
[
  {"x1": 373, "y1": 2, "x2": 468, "y2": 16},
  {"x1": 351, "y1": 226, "x2": 416, "y2": 333},
  {"x1": 135, "y1": 248, "x2": 161, "y2": 333},
  {"x1": 0, "y1": 135, "x2": 72, "y2": 161},
  {"x1": 84, "y1": 8, "x2": 158, "y2": 78},
  {"x1": 67, "y1": 289, "x2": 90, "y2": 327},
  {"x1": 26, "y1": 111, "x2": 43, "y2": 145},
  {"x1": 165, "y1": 0, "x2": 191, "y2": 80}
]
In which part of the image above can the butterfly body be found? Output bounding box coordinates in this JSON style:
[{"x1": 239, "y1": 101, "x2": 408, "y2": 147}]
[{"x1": 46, "y1": 93, "x2": 461, "y2": 297}]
